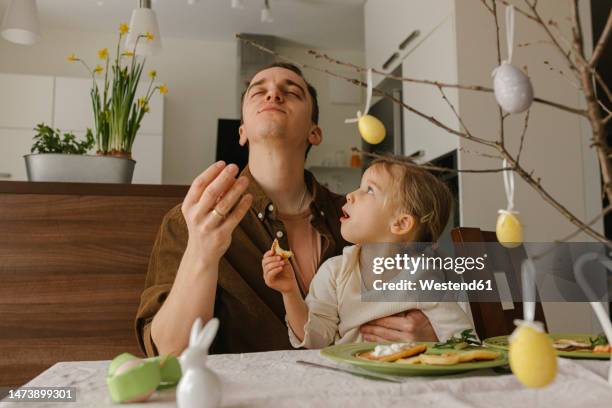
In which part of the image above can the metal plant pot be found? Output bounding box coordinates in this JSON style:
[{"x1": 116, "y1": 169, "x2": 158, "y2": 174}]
[{"x1": 24, "y1": 154, "x2": 136, "y2": 183}]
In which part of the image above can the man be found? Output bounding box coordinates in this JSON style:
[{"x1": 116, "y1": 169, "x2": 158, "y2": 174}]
[{"x1": 135, "y1": 62, "x2": 438, "y2": 356}]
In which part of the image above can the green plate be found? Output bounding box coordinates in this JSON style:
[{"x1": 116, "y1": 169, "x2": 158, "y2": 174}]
[
  {"x1": 320, "y1": 342, "x2": 508, "y2": 376},
  {"x1": 484, "y1": 333, "x2": 611, "y2": 360}
]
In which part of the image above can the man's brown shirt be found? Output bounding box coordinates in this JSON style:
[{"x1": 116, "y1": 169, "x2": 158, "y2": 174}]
[{"x1": 135, "y1": 166, "x2": 348, "y2": 356}]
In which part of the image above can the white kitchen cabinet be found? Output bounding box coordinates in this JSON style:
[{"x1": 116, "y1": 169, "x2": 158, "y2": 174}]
[
  {"x1": 0, "y1": 74, "x2": 54, "y2": 129},
  {"x1": 401, "y1": 14, "x2": 459, "y2": 162},
  {"x1": 53, "y1": 77, "x2": 98, "y2": 133},
  {"x1": 364, "y1": 0, "x2": 454, "y2": 86},
  {"x1": 0, "y1": 128, "x2": 37, "y2": 181}
]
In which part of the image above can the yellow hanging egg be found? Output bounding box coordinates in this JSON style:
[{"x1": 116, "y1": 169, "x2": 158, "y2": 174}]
[
  {"x1": 509, "y1": 323, "x2": 557, "y2": 388},
  {"x1": 496, "y1": 210, "x2": 523, "y2": 248},
  {"x1": 358, "y1": 114, "x2": 386, "y2": 144}
]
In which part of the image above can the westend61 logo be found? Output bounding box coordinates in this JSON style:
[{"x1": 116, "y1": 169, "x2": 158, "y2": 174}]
[{"x1": 371, "y1": 253, "x2": 488, "y2": 275}]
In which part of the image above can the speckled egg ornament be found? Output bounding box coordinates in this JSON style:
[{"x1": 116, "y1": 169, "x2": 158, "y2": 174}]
[
  {"x1": 346, "y1": 68, "x2": 386, "y2": 145},
  {"x1": 492, "y1": 5, "x2": 533, "y2": 114}
]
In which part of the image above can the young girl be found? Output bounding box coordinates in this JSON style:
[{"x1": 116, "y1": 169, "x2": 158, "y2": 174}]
[{"x1": 262, "y1": 157, "x2": 473, "y2": 348}]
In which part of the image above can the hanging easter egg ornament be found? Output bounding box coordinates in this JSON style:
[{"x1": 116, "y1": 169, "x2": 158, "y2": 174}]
[
  {"x1": 509, "y1": 260, "x2": 557, "y2": 388},
  {"x1": 492, "y1": 5, "x2": 533, "y2": 114},
  {"x1": 358, "y1": 114, "x2": 385, "y2": 144},
  {"x1": 496, "y1": 159, "x2": 523, "y2": 248},
  {"x1": 346, "y1": 68, "x2": 386, "y2": 144},
  {"x1": 509, "y1": 320, "x2": 558, "y2": 388}
]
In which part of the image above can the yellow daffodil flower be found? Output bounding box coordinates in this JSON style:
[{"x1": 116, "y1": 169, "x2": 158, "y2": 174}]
[
  {"x1": 143, "y1": 105, "x2": 150, "y2": 113},
  {"x1": 138, "y1": 97, "x2": 147, "y2": 107},
  {"x1": 121, "y1": 51, "x2": 135, "y2": 57},
  {"x1": 97, "y1": 48, "x2": 109, "y2": 60},
  {"x1": 145, "y1": 32, "x2": 155, "y2": 41},
  {"x1": 67, "y1": 53, "x2": 78, "y2": 62},
  {"x1": 158, "y1": 84, "x2": 168, "y2": 95},
  {"x1": 94, "y1": 65, "x2": 104, "y2": 75},
  {"x1": 148, "y1": 70, "x2": 157, "y2": 79},
  {"x1": 119, "y1": 23, "x2": 129, "y2": 35}
]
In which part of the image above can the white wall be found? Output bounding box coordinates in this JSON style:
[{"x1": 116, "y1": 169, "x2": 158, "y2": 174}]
[
  {"x1": 454, "y1": 0, "x2": 603, "y2": 332},
  {"x1": 0, "y1": 30, "x2": 364, "y2": 185}
]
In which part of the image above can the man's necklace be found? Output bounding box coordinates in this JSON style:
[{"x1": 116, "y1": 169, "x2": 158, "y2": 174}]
[{"x1": 296, "y1": 185, "x2": 310, "y2": 214}]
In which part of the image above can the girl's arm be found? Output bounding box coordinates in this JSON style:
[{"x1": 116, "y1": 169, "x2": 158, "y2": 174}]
[
  {"x1": 263, "y1": 252, "x2": 342, "y2": 349},
  {"x1": 282, "y1": 289, "x2": 310, "y2": 341}
]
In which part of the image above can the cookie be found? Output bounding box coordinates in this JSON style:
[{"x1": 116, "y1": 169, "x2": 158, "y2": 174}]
[
  {"x1": 419, "y1": 353, "x2": 461, "y2": 366},
  {"x1": 271, "y1": 238, "x2": 293, "y2": 260},
  {"x1": 456, "y1": 350, "x2": 500, "y2": 363}
]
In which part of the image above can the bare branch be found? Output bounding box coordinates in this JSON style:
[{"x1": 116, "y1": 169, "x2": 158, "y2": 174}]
[
  {"x1": 543, "y1": 61, "x2": 581, "y2": 89},
  {"x1": 516, "y1": 109, "x2": 531, "y2": 164},
  {"x1": 594, "y1": 70, "x2": 612, "y2": 105},
  {"x1": 492, "y1": 1, "x2": 506, "y2": 146},
  {"x1": 479, "y1": 0, "x2": 494, "y2": 14},
  {"x1": 555, "y1": 204, "x2": 612, "y2": 243},
  {"x1": 570, "y1": 0, "x2": 586, "y2": 65},
  {"x1": 523, "y1": 0, "x2": 580, "y2": 73},
  {"x1": 590, "y1": 8, "x2": 612, "y2": 68},
  {"x1": 237, "y1": 33, "x2": 611, "y2": 245},
  {"x1": 598, "y1": 100, "x2": 612, "y2": 117},
  {"x1": 501, "y1": 149, "x2": 610, "y2": 243},
  {"x1": 437, "y1": 85, "x2": 478, "y2": 140},
  {"x1": 237, "y1": 34, "x2": 497, "y2": 148},
  {"x1": 307, "y1": 50, "x2": 587, "y2": 116},
  {"x1": 492, "y1": 0, "x2": 503, "y2": 67},
  {"x1": 458, "y1": 146, "x2": 504, "y2": 160},
  {"x1": 353, "y1": 148, "x2": 510, "y2": 174}
]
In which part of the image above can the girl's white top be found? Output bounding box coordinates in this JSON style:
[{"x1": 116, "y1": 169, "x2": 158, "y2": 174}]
[{"x1": 288, "y1": 245, "x2": 475, "y2": 349}]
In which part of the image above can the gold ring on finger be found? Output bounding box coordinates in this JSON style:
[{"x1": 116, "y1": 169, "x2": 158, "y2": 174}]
[{"x1": 212, "y1": 207, "x2": 226, "y2": 219}]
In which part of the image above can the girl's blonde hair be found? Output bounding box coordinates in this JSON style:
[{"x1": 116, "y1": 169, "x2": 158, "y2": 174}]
[{"x1": 370, "y1": 157, "x2": 453, "y2": 242}]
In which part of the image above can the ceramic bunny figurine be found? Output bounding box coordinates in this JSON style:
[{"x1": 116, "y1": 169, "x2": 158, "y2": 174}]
[{"x1": 177, "y1": 317, "x2": 222, "y2": 408}]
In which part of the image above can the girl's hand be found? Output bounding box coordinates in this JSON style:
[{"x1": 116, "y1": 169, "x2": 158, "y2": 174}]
[{"x1": 262, "y1": 250, "x2": 299, "y2": 294}]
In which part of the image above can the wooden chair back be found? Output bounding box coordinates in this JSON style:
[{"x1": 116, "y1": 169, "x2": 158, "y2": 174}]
[{"x1": 451, "y1": 227, "x2": 547, "y2": 340}]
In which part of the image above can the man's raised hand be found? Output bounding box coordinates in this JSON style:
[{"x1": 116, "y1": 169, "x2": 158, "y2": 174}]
[{"x1": 181, "y1": 161, "x2": 253, "y2": 264}]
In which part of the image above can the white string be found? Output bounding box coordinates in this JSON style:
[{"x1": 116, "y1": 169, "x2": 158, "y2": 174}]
[
  {"x1": 521, "y1": 259, "x2": 536, "y2": 323},
  {"x1": 500, "y1": 158, "x2": 515, "y2": 212},
  {"x1": 574, "y1": 253, "x2": 612, "y2": 385},
  {"x1": 505, "y1": 5, "x2": 515, "y2": 64},
  {"x1": 345, "y1": 68, "x2": 373, "y2": 124}
]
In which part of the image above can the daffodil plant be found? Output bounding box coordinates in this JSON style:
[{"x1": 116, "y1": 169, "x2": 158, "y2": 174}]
[{"x1": 67, "y1": 23, "x2": 168, "y2": 157}]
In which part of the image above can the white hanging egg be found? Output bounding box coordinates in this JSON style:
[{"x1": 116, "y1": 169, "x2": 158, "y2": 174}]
[{"x1": 493, "y1": 63, "x2": 534, "y2": 114}]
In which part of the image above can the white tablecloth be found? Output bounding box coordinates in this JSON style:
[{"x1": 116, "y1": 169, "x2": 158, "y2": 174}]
[{"x1": 2, "y1": 349, "x2": 611, "y2": 407}]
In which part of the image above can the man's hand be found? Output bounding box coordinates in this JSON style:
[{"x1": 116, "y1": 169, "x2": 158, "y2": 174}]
[
  {"x1": 262, "y1": 250, "x2": 299, "y2": 294},
  {"x1": 181, "y1": 161, "x2": 253, "y2": 264},
  {"x1": 359, "y1": 309, "x2": 438, "y2": 343}
]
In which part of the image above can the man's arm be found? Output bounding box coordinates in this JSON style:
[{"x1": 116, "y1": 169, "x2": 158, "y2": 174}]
[{"x1": 143, "y1": 162, "x2": 252, "y2": 356}]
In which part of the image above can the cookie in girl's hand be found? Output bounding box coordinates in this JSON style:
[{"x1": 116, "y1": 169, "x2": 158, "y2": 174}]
[{"x1": 271, "y1": 238, "x2": 293, "y2": 260}]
